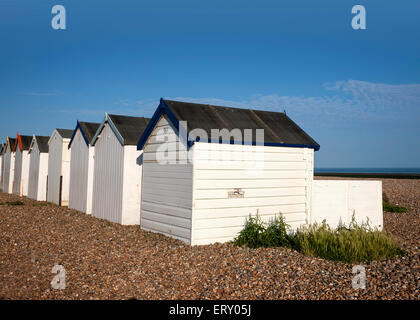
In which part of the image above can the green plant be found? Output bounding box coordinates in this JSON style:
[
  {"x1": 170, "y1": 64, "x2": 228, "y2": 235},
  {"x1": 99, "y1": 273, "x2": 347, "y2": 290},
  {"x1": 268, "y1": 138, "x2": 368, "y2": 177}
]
[
  {"x1": 294, "y1": 221, "x2": 404, "y2": 263},
  {"x1": 383, "y1": 201, "x2": 407, "y2": 213},
  {"x1": 382, "y1": 192, "x2": 407, "y2": 213},
  {"x1": 234, "y1": 213, "x2": 404, "y2": 263},
  {"x1": 263, "y1": 215, "x2": 294, "y2": 248},
  {"x1": 233, "y1": 213, "x2": 294, "y2": 249},
  {"x1": 32, "y1": 202, "x2": 48, "y2": 207},
  {"x1": 233, "y1": 214, "x2": 267, "y2": 248},
  {"x1": 6, "y1": 200, "x2": 24, "y2": 206}
]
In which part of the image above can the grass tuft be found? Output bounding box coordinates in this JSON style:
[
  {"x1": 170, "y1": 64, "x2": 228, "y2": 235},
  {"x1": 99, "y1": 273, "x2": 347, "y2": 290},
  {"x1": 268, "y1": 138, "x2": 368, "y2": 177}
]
[
  {"x1": 233, "y1": 213, "x2": 403, "y2": 263},
  {"x1": 294, "y1": 220, "x2": 404, "y2": 263},
  {"x1": 6, "y1": 200, "x2": 24, "y2": 206},
  {"x1": 382, "y1": 192, "x2": 407, "y2": 213}
]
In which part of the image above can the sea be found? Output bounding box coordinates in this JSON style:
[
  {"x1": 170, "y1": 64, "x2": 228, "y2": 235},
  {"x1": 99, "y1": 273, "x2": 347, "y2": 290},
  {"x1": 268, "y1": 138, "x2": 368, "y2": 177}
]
[{"x1": 315, "y1": 168, "x2": 420, "y2": 174}]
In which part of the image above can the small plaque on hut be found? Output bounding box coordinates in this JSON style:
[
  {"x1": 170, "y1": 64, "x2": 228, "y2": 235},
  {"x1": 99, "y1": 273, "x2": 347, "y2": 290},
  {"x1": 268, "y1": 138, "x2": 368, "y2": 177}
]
[{"x1": 228, "y1": 188, "x2": 245, "y2": 198}]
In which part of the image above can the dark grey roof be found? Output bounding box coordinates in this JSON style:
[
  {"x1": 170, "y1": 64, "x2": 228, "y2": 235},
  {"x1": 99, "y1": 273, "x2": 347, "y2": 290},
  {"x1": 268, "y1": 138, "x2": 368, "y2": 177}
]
[
  {"x1": 56, "y1": 128, "x2": 74, "y2": 139},
  {"x1": 35, "y1": 136, "x2": 50, "y2": 153},
  {"x1": 79, "y1": 122, "x2": 100, "y2": 143},
  {"x1": 163, "y1": 99, "x2": 319, "y2": 148},
  {"x1": 8, "y1": 138, "x2": 16, "y2": 152},
  {"x1": 109, "y1": 114, "x2": 150, "y2": 145},
  {"x1": 19, "y1": 135, "x2": 33, "y2": 151}
]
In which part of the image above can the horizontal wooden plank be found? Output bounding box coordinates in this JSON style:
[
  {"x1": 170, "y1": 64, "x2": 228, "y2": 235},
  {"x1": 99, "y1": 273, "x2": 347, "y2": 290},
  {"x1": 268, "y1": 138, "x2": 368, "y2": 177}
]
[
  {"x1": 193, "y1": 226, "x2": 244, "y2": 240},
  {"x1": 194, "y1": 187, "x2": 306, "y2": 200},
  {"x1": 145, "y1": 170, "x2": 194, "y2": 180},
  {"x1": 192, "y1": 220, "x2": 308, "y2": 245},
  {"x1": 141, "y1": 218, "x2": 191, "y2": 241},
  {"x1": 144, "y1": 142, "x2": 189, "y2": 154},
  {"x1": 143, "y1": 193, "x2": 192, "y2": 208},
  {"x1": 194, "y1": 195, "x2": 306, "y2": 209},
  {"x1": 193, "y1": 203, "x2": 306, "y2": 219},
  {"x1": 143, "y1": 163, "x2": 192, "y2": 174},
  {"x1": 142, "y1": 181, "x2": 192, "y2": 194},
  {"x1": 194, "y1": 160, "x2": 307, "y2": 170},
  {"x1": 192, "y1": 236, "x2": 234, "y2": 245},
  {"x1": 194, "y1": 169, "x2": 307, "y2": 180},
  {"x1": 143, "y1": 152, "x2": 190, "y2": 162},
  {"x1": 195, "y1": 142, "x2": 307, "y2": 154},
  {"x1": 141, "y1": 209, "x2": 191, "y2": 229},
  {"x1": 142, "y1": 201, "x2": 192, "y2": 218},
  {"x1": 194, "y1": 212, "x2": 306, "y2": 229},
  {"x1": 193, "y1": 151, "x2": 304, "y2": 162},
  {"x1": 194, "y1": 178, "x2": 307, "y2": 189},
  {"x1": 142, "y1": 176, "x2": 192, "y2": 187}
]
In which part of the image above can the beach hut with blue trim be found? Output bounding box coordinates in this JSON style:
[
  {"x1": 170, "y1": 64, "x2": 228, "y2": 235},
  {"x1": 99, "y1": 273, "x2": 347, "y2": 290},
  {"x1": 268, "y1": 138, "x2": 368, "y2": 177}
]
[
  {"x1": 137, "y1": 98, "x2": 320, "y2": 245},
  {"x1": 68, "y1": 121, "x2": 100, "y2": 214},
  {"x1": 47, "y1": 128, "x2": 73, "y2": 206},
  {"x1": 0, "y1": 143, "x2": 5, "y2": 189},
  {"x1": 90, "y1": 113, "x2": 150, "y2": 225},
  {"x1": 2, "y1": 137, "x2": 17, "y2": 193},
  {"x1": 27, "y1": 135, "x2": 50, "y2": 201},
  {"x1": 12, "y1": 133, "x2": 33, "y2": 197}
]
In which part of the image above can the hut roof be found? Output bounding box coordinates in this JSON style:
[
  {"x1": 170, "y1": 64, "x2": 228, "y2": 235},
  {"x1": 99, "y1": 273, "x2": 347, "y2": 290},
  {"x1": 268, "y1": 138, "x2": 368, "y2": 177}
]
[{"x1": 137, "y1": 98, "x2": 320, "y2": 150}]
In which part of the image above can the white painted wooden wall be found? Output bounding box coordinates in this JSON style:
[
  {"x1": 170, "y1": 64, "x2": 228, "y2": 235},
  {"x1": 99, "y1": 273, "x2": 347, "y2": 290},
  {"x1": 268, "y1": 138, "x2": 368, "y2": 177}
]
[
  {"x1": 121, "y1": 146, "x2": 143, "y2": 225},
  {"x1": 141, "y1": 115, "x2": 193, "y2": 243},
  {"x1": 191, "y1": 143, "x2": 314, "y2": 245},
  {"x1": 61, "y1": 138, "x2": 71, "y2": 206},
  {"x1": 86, "y1": 146, "x2": 95, "y2": 214},
  {"x1": 13, "y1": 148, "x2": 30, "y2": 197},
  {"x1": 0, "y1": 155, "x2": 3, "y2": 189},
  {"x1": 37, "y1": 153, "x2": 49, "y2": 201},
  {"x1": 3, "y1": 149, "x2": 15, "y2": 193},
  {"x1": 92, "y1": 124, "x2": 124, "y2": 223},
  {"x1": 47, "y1": 134, "x2": 62, "y2": 204},
  {"x1": 28, "y1": 141, "x2": 49, "y2": 201},
  {"x1": 13, "y1": 148, "x2": 23, "y2": 195},
  {"x1": 47, "y1": 133, "x2": 71, "y2": 206},
  {"x1": 28, "y1": 142, "x2": 40, "y2": 199},
  {"x1": 69, "y1": 129, "x2": 90, "y2": 213},
  {"x1": 311, "y1": 180, "x2": 383, "y2": 230},
  {"x1": 2, "y1": 150, "x2": 11, "y2": 192}
]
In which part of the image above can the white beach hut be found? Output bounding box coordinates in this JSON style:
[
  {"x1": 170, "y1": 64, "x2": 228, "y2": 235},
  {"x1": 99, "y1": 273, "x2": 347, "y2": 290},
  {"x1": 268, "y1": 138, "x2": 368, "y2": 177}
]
[
  {"x1": 68, "y1": 121, "x2": 100, "y2": 214},
  {"x1": 12, "y1": 134, "x2": 33, "y2": 196},
  {"x1": 27, "y1": 135, "x2": 50, "y2": 201},
  {"x1": 2, "y1": 137, "x2": 16, "y2": 194},
  {"x1": 47, "y1": 129, "x2": 73, "y2": 206},
  {"x1": 0, "y1": 144, "x2": 4, "y2": 189},
  {"x1": 136, "y1": 99, "x2": 320, "y2": 245},
  {"x1": 91, "y1": 113, "x2": 150, "y2": 225}
]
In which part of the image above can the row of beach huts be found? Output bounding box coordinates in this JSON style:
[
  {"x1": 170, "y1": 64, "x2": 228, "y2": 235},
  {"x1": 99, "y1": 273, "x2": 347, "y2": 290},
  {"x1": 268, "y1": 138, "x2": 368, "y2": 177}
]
[{"x1": 0, "y1": 98, "x2": 383, "y2": 245}]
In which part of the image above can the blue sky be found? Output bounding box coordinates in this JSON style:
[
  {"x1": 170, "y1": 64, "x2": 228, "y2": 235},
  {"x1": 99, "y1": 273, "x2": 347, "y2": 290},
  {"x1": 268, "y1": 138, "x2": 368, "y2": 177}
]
[{"x1": 0, "y1": 0, "x2": 419, "y2": 168}]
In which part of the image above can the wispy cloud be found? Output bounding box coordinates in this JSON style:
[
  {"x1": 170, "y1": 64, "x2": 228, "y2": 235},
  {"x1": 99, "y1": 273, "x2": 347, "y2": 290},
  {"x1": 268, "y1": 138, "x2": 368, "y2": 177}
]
[
  {"x1": 54, "y1": 99, "x2": 158, "y2": 119},
  {"x1": 170, "y1": 80, "x2": 420, "y2": 125},
  {"x1": 44, "y1": 80, "x2": 420, "y2": 127}
]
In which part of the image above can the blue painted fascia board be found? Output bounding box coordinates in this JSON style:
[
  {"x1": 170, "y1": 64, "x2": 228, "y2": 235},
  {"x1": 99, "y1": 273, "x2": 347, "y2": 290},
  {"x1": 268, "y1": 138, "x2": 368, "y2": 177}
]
[
  {"x1": 137, "y1": 98, "x2": 320, "y2": 151},
  {"x1": 68, "y1": 121, "x2": 90, "y2": 149},
  {"x1": 137, "y1": 98, "x2": 184, "y2": 150},
  {"x1": 91, "y1": 113, "x2": 125, "y2": 147}
]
